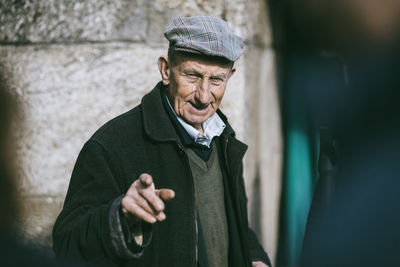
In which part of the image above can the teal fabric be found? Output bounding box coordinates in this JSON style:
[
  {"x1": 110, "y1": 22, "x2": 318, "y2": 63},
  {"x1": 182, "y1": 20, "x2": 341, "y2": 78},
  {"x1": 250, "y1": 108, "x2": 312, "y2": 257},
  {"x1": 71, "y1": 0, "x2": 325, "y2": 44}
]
[
  {"x1": 277, "y1": 58, "x2": 319, "y2": 266},
  {"x1": 283, "y1": 128, "x2": 315, "y2": 266}
]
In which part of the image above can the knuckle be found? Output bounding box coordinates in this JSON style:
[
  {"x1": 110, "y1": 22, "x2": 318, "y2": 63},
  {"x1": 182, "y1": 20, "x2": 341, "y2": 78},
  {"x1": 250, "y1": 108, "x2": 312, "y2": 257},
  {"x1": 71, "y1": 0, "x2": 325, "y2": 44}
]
[
  {"x1": 132, "y1": 178, "x2": 141, "y2": 186},
  {"x1": 121, "y1": 197, "x2": 130, "y2": 208},
  {"x1": 139, "y1": 187, "x2": 152, "y2": 198},
  {"x1": 129, "y1": 181, "x2": 140, "y2": 192},
  {"x1": 130, "y1": 205, "x2": 142, "y2": 216}
]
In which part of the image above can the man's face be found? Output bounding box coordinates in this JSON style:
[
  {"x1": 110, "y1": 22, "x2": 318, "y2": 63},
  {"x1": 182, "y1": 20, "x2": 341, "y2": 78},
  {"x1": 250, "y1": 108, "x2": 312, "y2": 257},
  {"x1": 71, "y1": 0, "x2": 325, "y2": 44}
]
[{"x1": 159, "y1": 54, "x2": 235, "y2": 131}]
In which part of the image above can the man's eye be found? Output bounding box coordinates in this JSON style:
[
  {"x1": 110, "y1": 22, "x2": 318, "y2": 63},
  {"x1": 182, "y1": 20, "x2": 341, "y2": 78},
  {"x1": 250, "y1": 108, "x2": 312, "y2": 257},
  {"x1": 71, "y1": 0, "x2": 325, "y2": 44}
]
[
  {"x1": 210, "y1": 78, "x2": 223, "y2": 84},
  {"x1": 186, "y1": 73, "x2": 199, "y2": 79}
]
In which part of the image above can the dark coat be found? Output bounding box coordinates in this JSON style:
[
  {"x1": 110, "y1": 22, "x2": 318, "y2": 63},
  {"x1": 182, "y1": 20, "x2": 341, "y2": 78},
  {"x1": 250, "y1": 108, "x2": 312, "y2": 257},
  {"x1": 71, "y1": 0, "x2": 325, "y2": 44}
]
[{"x1": 53, "y1": 82, "x2": 270, "y2": 267}]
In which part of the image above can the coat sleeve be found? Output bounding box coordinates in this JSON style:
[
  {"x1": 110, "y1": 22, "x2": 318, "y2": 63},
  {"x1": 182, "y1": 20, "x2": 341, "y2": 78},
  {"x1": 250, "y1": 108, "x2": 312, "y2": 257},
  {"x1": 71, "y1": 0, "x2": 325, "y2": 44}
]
[
  {"x1": 248, "y1": 228, "x2": 272, "y2": 266},
  {"x1": 52, "y1": 139, "x2": 151, "y2": 265}
]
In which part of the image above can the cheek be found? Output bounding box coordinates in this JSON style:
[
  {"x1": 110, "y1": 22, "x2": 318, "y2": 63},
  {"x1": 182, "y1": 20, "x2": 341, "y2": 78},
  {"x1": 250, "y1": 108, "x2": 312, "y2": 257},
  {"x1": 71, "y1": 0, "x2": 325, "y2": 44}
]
[
  {"x1": 212, "y1": 86, "x2": 227, "y2": 103},
  {"x1": 176, "y1": 80, "x2": 197, "y2": 100}
]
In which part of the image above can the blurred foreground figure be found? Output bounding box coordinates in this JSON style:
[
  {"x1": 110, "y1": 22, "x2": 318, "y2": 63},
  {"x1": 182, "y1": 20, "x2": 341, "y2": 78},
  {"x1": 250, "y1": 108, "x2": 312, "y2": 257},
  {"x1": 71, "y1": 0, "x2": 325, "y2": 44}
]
[
  {"x1": 53, "y1": 16, "x2": 270, "y2": 267},
  {"x1": 301, "y1": 54, "x2": 400, "y2": 267},
  {"x1": 291, "y1": 0, "x2": 400, "y2": 52},
  {"x1": 290, "y1": 0, "x2": 400, "y2": 266},
  {"x1": 0, "y1": 74, "x2": 73, "y2": 267}
]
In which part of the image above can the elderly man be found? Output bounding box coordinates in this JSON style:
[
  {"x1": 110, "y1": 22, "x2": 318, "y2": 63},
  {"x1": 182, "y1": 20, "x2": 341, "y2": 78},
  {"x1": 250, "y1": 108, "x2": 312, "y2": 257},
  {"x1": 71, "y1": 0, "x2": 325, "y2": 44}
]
[{"x1": 53, "y1": 16, "x2": 270, "y2": 267}]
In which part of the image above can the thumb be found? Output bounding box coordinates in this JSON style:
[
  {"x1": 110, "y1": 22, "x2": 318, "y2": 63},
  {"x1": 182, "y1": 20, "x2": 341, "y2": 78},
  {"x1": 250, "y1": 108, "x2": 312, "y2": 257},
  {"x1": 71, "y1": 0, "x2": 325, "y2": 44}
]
[{"x1": 156, "y1": 189, "x2": 175, "y2": 201}]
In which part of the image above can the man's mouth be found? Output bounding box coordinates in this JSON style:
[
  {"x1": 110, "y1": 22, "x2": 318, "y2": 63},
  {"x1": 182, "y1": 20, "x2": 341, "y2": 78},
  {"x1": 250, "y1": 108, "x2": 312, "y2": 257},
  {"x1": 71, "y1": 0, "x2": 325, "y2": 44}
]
[{"x1": 189, "y1": 102, "x2": 209, "y2": 110}]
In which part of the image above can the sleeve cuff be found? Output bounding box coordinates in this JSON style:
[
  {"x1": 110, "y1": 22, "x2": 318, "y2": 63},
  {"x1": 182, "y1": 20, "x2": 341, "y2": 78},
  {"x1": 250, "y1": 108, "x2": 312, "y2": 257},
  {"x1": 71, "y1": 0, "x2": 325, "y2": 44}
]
[{"x1": 108, "y1": 195, "x2": 152, "y2": 259}]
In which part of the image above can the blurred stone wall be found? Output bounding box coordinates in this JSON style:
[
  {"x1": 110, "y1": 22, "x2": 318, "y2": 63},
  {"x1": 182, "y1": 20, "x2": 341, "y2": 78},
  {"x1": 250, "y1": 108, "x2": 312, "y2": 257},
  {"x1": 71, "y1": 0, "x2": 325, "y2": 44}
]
[{"x1": 0, "y1": 0, "x2": 282, "y2": 263}]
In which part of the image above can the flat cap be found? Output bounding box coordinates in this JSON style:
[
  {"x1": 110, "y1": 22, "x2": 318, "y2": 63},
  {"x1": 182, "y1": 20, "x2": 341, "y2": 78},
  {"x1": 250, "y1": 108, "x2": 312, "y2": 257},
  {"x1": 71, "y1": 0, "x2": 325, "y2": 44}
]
[{"x1": 164, "y1": 16, "x2": 244, "y2": 62}]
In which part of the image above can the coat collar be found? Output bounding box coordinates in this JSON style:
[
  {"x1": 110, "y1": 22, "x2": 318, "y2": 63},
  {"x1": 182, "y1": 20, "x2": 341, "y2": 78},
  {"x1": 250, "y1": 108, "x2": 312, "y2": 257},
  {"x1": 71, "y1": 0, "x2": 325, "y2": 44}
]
[
  {"x1": 141, "y1": 81, "x2": 240, "y2": 145},
  {"x1": 141, "y1": 82, "x2": 180, "y2": 143}
]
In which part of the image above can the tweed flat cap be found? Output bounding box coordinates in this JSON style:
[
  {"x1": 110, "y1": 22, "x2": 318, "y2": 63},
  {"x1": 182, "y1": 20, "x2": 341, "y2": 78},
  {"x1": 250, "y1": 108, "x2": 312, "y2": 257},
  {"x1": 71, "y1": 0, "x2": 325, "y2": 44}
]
[{"x1": 164, "y1": 16, "x2": 243, "y2": 62}]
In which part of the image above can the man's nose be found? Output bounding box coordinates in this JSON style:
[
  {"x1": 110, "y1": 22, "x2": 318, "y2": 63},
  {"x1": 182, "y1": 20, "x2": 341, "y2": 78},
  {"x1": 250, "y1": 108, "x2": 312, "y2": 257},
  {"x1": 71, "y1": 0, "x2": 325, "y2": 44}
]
[{"x1": 196, "y1": 79, "x2": 212, "y2": 104}]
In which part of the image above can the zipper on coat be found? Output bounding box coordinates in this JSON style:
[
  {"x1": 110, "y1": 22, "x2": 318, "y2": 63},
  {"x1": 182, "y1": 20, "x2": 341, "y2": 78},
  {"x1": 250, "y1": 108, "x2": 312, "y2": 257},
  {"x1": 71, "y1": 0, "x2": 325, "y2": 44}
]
[{"x1": 177, "y1": 143, "x2": 198, "y2": 267}]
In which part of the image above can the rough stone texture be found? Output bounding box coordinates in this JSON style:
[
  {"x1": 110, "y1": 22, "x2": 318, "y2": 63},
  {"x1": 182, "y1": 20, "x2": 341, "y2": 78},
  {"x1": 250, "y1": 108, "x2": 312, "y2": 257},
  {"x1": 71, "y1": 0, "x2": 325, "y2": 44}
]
[
  {"x1": 19, "y1": 196, "x2": 64, "y2": 251},
  {"x1": 1, "y1": 44, "x2": 164, "y2": 196},
  {"x1": 257, "y1": 49, "x2": 282, "y2": 263},
  {"x1": 0, "y1": 0, "x2": 147, "y2": 43},
  {"x1": 1, "y1": 0, "x2": 282, "y2": 264},
  {"x1": 146, "y1": 0, "x2": 225, "y2": 44},
  {"x1": 235, "y1": 1, "x2": 281, "y2": 263},
  {"x1": 224, "y1": 0, "x2": 273, "y2": 47}
]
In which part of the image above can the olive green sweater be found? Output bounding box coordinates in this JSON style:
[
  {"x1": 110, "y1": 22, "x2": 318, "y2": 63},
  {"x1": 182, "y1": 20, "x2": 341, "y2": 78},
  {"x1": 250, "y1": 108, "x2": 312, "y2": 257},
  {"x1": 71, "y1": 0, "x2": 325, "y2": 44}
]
[{"x1": 185, "y1": 142, "x2": 229, "y2": 267}]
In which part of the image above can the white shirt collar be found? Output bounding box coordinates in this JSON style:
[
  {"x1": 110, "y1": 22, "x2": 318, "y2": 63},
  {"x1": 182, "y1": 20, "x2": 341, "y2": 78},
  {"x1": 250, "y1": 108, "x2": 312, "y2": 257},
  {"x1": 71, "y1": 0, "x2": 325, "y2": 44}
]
[{"x1": 165, "y1": 95, "x2": 226, "y2": 147}]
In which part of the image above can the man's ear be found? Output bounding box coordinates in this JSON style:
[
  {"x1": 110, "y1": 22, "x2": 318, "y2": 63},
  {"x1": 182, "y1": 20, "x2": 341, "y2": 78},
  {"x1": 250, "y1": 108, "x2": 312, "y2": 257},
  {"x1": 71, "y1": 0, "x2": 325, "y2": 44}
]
[
  {"x1": 228, "y1": 66, "x2": 236, "y2": 79},
  {"x1": 158, "y1": 56, "x2": 171, "y2": 86}
]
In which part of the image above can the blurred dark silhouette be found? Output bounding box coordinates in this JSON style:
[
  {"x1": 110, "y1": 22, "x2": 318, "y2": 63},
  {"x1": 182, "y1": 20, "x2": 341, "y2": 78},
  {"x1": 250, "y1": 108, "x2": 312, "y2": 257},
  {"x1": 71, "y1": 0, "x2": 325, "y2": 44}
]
[
  {"x1": 0, "y1": 72, "x2": 19, "y2": 231},
  {"x1": 268, "y1": 0, "x2": 400, "y2": 266},
  {"x1": 301, "y1": 52, "x2": 400, "y2": 267},
  {"x1": 0, "y1": 69, "x2": 77, "y2": 267}
]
